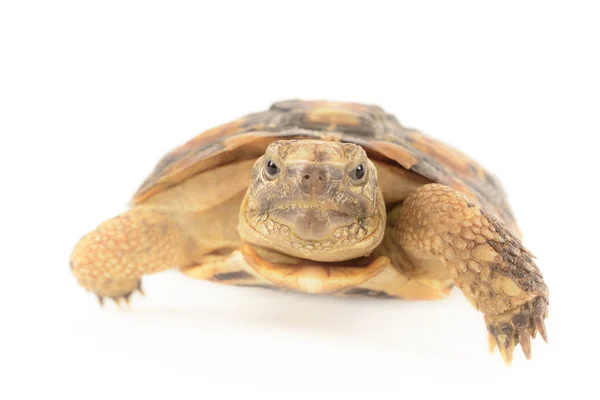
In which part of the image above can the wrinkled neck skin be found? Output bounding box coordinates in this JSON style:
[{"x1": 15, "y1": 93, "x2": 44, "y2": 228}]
[{"x1": 237, "y1": 140, "x2": 387, "y2": 263}]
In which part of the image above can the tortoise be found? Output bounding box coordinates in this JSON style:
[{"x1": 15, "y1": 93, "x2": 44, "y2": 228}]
[{"x1": 70, "y1": 99, "x2": 549, "y2": 365}]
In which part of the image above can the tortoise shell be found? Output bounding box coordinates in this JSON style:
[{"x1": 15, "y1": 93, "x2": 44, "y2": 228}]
[{"x1": 132, "y1": 99, "x2": 516, "y2": 231}]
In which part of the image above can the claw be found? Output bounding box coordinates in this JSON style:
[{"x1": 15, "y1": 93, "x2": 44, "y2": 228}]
[
  {"x1": 111, "y1": 296, "x2": 122, "y2": 307},
  {"x1": 534, "y1": 315, "x2": 548, "y2": 343},
  {"x1": 496, "y1": 334, "x2": 514, "y2": 366},
  {"x1": 96, "y1": 295, "x2": 105, "y2": 307},
  {"x1": 488, "y1": 333, "x2": 496, "y2": 354},
  {"x1": 123, "y1": 292, "x2": 132, "y2": 306},
  {"x1": 137, "y1": 281, "x2": 145, "y2": 296},
  {"x1": 518, "y1": 327, "x2": 532, "y2": 360}
]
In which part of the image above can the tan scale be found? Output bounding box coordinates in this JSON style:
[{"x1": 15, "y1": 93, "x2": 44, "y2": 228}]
[{"x1": 70, "y1": 99, "x2": 549, "y2": 365}]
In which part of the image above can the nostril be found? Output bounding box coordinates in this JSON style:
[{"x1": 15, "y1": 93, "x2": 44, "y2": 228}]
[
  {"x1": 303, "y1": 174, "x2": 310, "y2": 181},
  {"x1": 318, "y1": 176, "x2": 324, "y2": 182}
]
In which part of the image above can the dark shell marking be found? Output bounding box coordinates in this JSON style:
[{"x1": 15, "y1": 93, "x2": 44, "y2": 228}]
[
  {"x1": 212, "y1": 270, "x2": 254, "y2": 282},
  {"x1": 133, "y1": 99, "x2": 516, "y2": 229},
  {"x1": 342, "y1": 287, "x2": 396, "y2": 299}
]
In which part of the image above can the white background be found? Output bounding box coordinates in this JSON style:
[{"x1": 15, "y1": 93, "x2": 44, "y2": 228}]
[{"x1": 1, "y1": 1, "x2": 598, "y2": 399}]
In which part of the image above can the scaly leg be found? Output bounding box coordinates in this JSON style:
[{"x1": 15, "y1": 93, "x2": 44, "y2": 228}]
[
  {"x1": 70, "y1": 208, "x2": 190, "y2": 305},
  {"x1": 395, "y1": 184, "x2": 549, "y2": 364}
]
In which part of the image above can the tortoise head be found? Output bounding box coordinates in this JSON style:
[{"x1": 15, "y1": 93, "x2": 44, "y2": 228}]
[{"x1": 238, "y1": 140, "x2": 386, "y2": 262}]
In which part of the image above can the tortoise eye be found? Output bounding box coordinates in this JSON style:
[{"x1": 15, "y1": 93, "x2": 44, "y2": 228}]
[
  {"x1": 350, "y1": 163, "x2": 366, "y2": 181},
  {"x1": 265, "y1": 160, "x2": 280, "y2": 178}
]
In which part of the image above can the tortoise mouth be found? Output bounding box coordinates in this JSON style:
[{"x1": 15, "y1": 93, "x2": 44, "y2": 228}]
[
  {"x1": 243, "y1": 207, "x2": 383, "y2": 262},
  {"x1": 265, "y1": 207, "x2": 365, "y2": 242},
  {"x1": 239, "y1": 188, "x2": 387, "y2": 263}
]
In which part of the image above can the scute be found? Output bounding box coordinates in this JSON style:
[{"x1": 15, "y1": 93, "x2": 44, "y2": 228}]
[{"x1": 132, "y1": 99, "x2": 517, "y2": 232}]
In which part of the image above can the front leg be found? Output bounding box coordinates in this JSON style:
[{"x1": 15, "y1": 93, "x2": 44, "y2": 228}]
[
  {"x1": 396, "y1": 184, "x2": 549, "y2": 364},
  {"x1": 70, "y1": 209, "x2": 190, "y2": 305}
]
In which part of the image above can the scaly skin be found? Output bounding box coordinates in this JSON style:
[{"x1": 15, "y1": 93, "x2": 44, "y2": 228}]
[
  {"x1": 239, "y1": 140, "x2": 385, "y2": 262},
  {"x1": 396, "y1": 183, "x2": 549, "y2": 364},
  {"x1": 70, "y1": 209, "x2": 188, "y2": 305}
]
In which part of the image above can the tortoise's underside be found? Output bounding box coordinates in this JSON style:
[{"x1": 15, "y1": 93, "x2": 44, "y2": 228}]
[{"x1": 180, "y1": 245, "x2": 454, "y2": 300}]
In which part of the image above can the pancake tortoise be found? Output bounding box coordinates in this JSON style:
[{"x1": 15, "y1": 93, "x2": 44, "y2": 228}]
[{"x1": 70, "y1": 99, "x2": 549, "y2": 365}]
